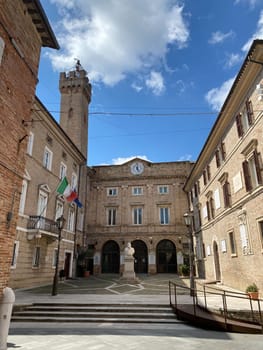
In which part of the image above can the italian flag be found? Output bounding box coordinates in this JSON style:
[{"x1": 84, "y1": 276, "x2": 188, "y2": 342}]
[{"x1": 57, "y1": 177, "x2": 78, "y2": 202}]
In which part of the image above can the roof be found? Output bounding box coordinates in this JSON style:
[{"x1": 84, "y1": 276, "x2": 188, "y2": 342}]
[{"x1": 23, "y1": 0, "x2": 59, "y2": 49}]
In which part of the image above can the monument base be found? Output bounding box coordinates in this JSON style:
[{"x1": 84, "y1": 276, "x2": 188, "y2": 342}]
[{"x1": 120, "y1": 256, "x2": 140, "y2": 284}]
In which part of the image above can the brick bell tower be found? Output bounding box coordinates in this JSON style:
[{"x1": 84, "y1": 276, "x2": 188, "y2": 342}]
[{"x1": 59, "y1": 61, "x2": 92, "y2": 159}]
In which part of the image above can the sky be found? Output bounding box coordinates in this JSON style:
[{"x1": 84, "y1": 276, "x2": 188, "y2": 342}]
[{"x1": 37, "y1": 0, "x2": 263, "y2": 166}]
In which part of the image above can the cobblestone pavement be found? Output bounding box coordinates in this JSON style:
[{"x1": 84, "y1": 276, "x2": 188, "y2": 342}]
[{"x1": 8, "y1": 274, "x2": 263, "y2": 349}]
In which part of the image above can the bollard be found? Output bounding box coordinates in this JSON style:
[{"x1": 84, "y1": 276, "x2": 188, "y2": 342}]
[{"x1": 0, "y1": 287, "x2": 15, "y2": 350}]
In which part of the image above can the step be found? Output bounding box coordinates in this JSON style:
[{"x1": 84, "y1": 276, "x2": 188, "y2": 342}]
[
  {"x1": 11, "y1": 316, "x2": 181, "y2": 324},
  {"x1": 12, "y1": 302, "x2": 179, "y2": 324}
]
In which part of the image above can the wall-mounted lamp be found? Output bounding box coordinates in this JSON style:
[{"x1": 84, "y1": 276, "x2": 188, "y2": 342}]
[{"x1": 149, "y1": 237, "x2": 153, "y2": 245}]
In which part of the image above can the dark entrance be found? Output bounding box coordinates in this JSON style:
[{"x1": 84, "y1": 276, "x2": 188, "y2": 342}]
[
  {"x1": 102, "y1": 240, "x2": 120, "y2": 273},
  {"x1": 157, "y1": 240, "x2": 177, "y2": 273},
  {"x1": 64, "y1": 252, "x2": 71, "y2": 278},
  {"x1": 132, "y1": 240, "x2": 148, "y2": 273}
]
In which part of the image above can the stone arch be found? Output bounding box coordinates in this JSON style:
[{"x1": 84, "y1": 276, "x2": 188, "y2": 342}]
[
  {"x1": 101, "y1": 240, "x2": 120, "y2": 273},
  {"x1": 131, "y1": 239, "x2": 148, "y2": 273},
  {"x1": 156, "y1": 239, "x2": 177, "y2": 273}
]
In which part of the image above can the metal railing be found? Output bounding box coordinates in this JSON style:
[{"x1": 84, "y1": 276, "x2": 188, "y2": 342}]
[
  {"x1": 27, "y1": 215, "x2": 59, "y2": 234},
  {"x1": 169, "y1": 280, "x2": 263, "y2": 332}
]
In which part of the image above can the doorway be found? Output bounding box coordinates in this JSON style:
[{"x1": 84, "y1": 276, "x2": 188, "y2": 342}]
[
  {"x1": 64, "y1": 252, "x2": 72, "y2": 278},
  {"x1": 156, "y1": 240, "x2": 177, "y2": 273},
  {"x1": 102, "y1": 240, "x2": 120, "y2": 273},
  {"x1": 132, "y1": 240, "x2": 148, "y2": 273},
  {"x1": 213, "y1": 241, "x2": 221, "y2": 281}
]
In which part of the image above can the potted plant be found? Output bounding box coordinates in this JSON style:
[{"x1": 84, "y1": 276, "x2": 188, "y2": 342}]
[
  {"x1": 246, "y1": 283, "x2": 259, "y2": 300},
  {"x1": 178, "y1": 264, "x2": 190, "y2": 277}
]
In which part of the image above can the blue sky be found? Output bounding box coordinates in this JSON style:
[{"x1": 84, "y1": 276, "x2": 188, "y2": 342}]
[{"x1": 37, "y1": 0, "x2": 263, "y2": 166}]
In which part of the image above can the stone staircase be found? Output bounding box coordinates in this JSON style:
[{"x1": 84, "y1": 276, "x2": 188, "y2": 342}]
[{"x1": 12, "y1": 303, "x2": 182, "y2": 324}]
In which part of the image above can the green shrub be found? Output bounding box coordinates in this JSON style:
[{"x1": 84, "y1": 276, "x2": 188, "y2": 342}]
[{"x1": 246, "y1": 283, "x2": 258, "y2": 293}]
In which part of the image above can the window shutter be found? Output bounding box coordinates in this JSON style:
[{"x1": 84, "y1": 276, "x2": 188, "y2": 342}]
[
  {"x1": 223, "y1": 181, "x2": 231, "y2": 208},
  {"x1": 207, "y1": 165, "x2": 211, "y2": 181},
  {"x1": 254, "y1": 151, "x2": 262, "y2": 184},
  {"x1": 206, "y1": 201, "x2": 210, "y2": 220},
  {"x1": 215, "y1": 150, "x2": 220, "y2": 168},
  {"x1": 242, "y1": 160, "x2": 252, "y2": 191},
  {"x1": 236, "y1": 114, "x2": 244, "y2": 137},
  {"x1": 246, "y1": 100, "x2": 254, "y2": 126},
  {"x1": 210, "y1": 197, "x2": 215, "y2": 219},
  {"x1": 221, "y1": 142, "x2": 226, "y2": 161},
  {"x1": 203, "y1": 170, "x2": 207, "y2": 185}
]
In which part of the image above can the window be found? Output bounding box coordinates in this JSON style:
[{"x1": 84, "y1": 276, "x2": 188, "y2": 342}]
[
  {"x1": 19, "y1": 180, "x2": 27, "y2": 214},
  {"x1": 55, "y1": 201, "x2": 64, "y2": 221},
  {"x1": 68, "y1": 208, "x2": 75, "y2": 231},
  {"x1": 37, "y1": 190, "x2": 48, "y2": 217},
  {"x1": 242, "y1": 151, "x2": 262, "y2": 191},
  {"x1": 158, "y1": 186, "x2": 168, "y2": 194},
  {"x1": 32, "y1": 246, "x2": 40, "y2": 267},
  {"x1": 52, "y1": 249, "x2": 58, "y2": 268},
  {"x1": 107, "y1": 208, "x2": 117, "y2": 225},
  {"x1": 218, "y1": 172, "x2": 231, "y2": 208},
  {"x1": 215, "y1": 142, "x2": 226, "y2": 168},
  {"x1": 59, "y1": 162, "x2": 67, "y2": 180},
  {"x1": 107, "y1": 188, "x2": 118, "y2": 196},
  {"x1": 27, "y1": 132, "x2": 34, "y2": 156},
  {"x1": 228, "y1": 231, "x2": 237, "y2": 255},
  {"x1": 222, "y1": 181, "x2": 231, "y2": 208},
  {"x1": 0, "y1": 37, "x2": 5, "y2": 65},
  {"x1": 132, "y1": 187, "x2": 143, "y2": 195},
  {"x1": 11, "y1": 241, "x2": 19, "y2": 268},
  {"x1": 133, "y1": 207, "x2": 143, "y2": 225},
  {"x1": 235, "y1": 99, "x2": 254, "y2": 137},
  {"x1": 203, "y1": 170, "x2": 207, "y2": 186},
  {"x1": 258, "y1": 220, "x2": 263, "y2": 249},
  {"x1": 160, "y1": 207, "x2": 169, "y2": 225},
  {"x1": 43, "y1": 146, "x2": 53, "y2": 171},
  {"x1": 71, "y1": 172, "x2": 77, "y2": 190},
  {"x1": 206, "y1": 194, "x2": 215, "y2": 221},
  {"x1": 206, "y1": 165, "x2": 211, "y2": 181}
]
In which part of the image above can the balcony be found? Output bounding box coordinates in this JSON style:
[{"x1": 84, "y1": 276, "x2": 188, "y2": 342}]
[{"x1": 27, "y1": 215, "x2": 59, "y2": 241}]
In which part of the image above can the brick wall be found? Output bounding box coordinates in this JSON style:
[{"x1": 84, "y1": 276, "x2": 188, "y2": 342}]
[{"x1": 0, "y1": 0, "x2": 47, "y2": 295}]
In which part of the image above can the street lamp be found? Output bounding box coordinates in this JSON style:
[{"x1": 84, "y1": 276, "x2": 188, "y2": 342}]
[
  {"x1": 51, "y1": 215, "x2": 65, "y2": 296},
  {"x1": 183, "y1": 212, "x2": 195, "y2": 296}
]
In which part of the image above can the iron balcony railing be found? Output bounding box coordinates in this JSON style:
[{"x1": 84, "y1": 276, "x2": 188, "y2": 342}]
[{"x1": 27, "y1": 215, "x2": 59, "y2": 234}]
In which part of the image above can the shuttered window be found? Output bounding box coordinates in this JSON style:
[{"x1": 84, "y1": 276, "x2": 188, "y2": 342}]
[
  {"x1": 245, "y1": 99, "x2": 254, "y2": 126},
  {"x1": 236, "y1": 113, "x2": 244, "y2": 137},
  {"x1": 222, "y1": 181, "x2": 231, "y2": 208}
]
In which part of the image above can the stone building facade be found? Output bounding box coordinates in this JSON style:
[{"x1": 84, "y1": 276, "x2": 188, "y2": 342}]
[
  {"x1": 184, "y1": 40, "x2": 263, "y2": 294},
  {"x1": 86, "y1": 159, "x2": 193, "y2": 275},
  {"x1": 0, "y1": 0, "x2": 58, "y2": 294},
  {"x1": 8, "y1": 67, "x2": 91, "y2": 289}
]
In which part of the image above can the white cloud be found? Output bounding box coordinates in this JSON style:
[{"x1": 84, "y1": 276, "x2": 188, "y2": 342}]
[
  {"x1": 208, "y1": 30, "x2": 234, "y2": 44},
  {"x1": 177, "y1": 154, "x2": 192, "y2": 161},
  {"x1": 48, "y1": 0, "x2": 189, "y2": 87},
  {"x1": 205, "y1": 77, "x2": 235, "y2": 112},
  {"x1": 224, "y1": 53, "x2": 242, "y2": 68},
  {"x1": 112, "y1": 155, "x2": 150, "y2": 165},
  {"x1": 145, "y1": 71, "x2": 165, "y2": 95},
  {"x1": 242, "y1": 10, "x2": 263, "y2": 52},
  {"x1": 131, "y1": 82, "x2": 143, "y2": 93},
  {"x1": 234, "y1": 0, "x2": 261, "y2": 8}
]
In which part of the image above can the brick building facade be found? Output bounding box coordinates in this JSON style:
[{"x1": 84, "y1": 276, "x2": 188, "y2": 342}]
[
  {"x1": 0, "y1": 0, "x2": 58, "y2": 295},
  {"x1": 184, "y1": 40, "x2": 263, "y2": 294}
]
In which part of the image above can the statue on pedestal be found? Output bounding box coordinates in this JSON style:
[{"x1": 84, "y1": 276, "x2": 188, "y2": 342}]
[{"x1": 124, "y1": 242, "x2": 134, "y2": 257}]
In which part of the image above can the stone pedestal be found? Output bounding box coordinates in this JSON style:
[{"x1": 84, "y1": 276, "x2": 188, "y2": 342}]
[{"x1": 120, "y1": 256, "x2": 140, "y2": 284}]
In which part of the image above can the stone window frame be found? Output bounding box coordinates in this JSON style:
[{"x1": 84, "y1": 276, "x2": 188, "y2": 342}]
[{"x1": 241, "y1": 139, "x2": 262, "y2": 192}]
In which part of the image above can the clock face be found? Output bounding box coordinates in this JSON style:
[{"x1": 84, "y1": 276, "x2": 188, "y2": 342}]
[{"x1": 131, "y1": 162, "x2": 144, "y2": 175}]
